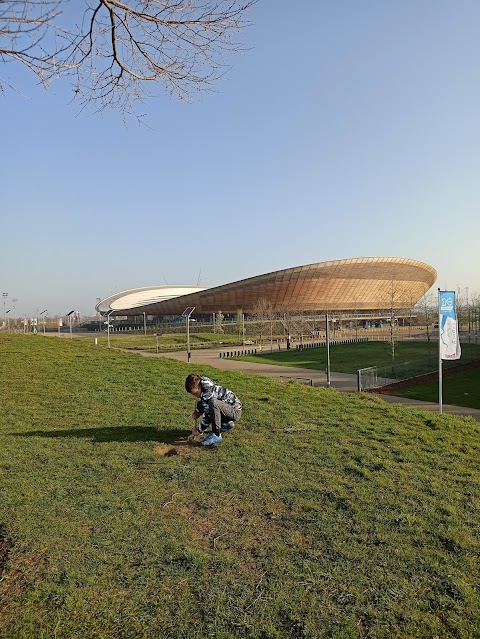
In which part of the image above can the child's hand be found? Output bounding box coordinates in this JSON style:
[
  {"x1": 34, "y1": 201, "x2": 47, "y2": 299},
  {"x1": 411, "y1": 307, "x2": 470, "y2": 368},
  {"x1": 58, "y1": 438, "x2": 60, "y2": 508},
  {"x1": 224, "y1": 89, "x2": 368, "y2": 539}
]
[
  {"x1": 191, "y1": 410, "x2": 201, "y2": 420},
  {"x1": 191, "y1": 425, "x2": 200, "y2": 438}
]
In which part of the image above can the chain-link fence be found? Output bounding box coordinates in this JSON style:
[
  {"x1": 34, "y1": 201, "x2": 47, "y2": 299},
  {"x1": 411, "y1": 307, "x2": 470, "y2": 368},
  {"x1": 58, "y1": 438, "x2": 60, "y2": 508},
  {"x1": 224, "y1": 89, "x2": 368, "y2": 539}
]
[{"x1": 358, "y1": 347, "x2": 480, "y2": 391}]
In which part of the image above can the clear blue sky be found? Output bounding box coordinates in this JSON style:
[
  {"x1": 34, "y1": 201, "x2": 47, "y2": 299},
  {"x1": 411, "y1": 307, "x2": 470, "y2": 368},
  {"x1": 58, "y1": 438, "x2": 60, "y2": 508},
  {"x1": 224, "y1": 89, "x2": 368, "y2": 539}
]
[{"x1": 2, "y1": 1, "x2": 479, "y2": 318}]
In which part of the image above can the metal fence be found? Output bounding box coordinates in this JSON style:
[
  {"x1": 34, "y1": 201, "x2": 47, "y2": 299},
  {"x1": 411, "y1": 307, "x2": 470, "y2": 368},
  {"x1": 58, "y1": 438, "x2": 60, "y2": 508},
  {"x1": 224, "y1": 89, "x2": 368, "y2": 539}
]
[
  {"x1": 357, "y1": 367, "x2": 379, "y2": 392},
  {"x1": 358, "y1": 348, "x2": 480, "y2": 391}
]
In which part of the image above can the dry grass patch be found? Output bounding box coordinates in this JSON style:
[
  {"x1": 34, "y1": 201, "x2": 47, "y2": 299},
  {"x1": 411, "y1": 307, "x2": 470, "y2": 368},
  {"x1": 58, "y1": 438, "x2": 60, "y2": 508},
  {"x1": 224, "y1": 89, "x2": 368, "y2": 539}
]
[
  {"x1": 153, "y1": 439, "x2": 205, "y2": 457},
  {"x1": 0, "y1": 545, "x2": 50, "y2": 636}
]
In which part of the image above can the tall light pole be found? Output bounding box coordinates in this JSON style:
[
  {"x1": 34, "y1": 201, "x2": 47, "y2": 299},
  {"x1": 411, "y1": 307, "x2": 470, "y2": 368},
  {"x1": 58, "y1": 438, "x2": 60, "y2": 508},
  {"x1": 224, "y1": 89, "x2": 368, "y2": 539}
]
[
  {"x1": 325, "y1": 313, "x2": 331, "y2": 388},
  {"x1": 12, "y1": 298, "x2": 18, "y2": 329},
  {"x1": 5, "y1": 309, "x2": 11, "y2": 331},
  {"x1": 40, "y1": 309, "x2": 48, "y2": 336},
  {"x1": 67, "y1": 310, "x2": 75, "y2": 339},
  {"x1": 182, "y1": 307, "x2": 195, "y2": 363},
  {"x1": 2, "y1": 293, "x2": 8, "y2": 324},
  {"x1": 143, "y1": 312, "x2": 147, "y2": 336},
  {"x1": 106, "y1": 310, "x2": 114, "y2": 348}
]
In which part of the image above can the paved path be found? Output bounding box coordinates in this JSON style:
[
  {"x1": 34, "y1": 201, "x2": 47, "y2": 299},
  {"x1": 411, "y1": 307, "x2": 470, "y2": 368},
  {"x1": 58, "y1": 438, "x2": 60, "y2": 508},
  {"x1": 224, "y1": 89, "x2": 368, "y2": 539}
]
[
  {"x1": 160, "y1": 347, "x2": 357, "y2": 389},
  {"x1": 145, "y1": 347, "x2": 480, "y2": 422}
]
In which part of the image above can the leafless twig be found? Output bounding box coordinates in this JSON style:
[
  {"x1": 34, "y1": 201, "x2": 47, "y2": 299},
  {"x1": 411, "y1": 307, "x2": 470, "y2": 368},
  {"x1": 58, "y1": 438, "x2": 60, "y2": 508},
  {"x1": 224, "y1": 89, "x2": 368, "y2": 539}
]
[{"x1": 1, "y1": 0, "x2": 257, "y2": 117}]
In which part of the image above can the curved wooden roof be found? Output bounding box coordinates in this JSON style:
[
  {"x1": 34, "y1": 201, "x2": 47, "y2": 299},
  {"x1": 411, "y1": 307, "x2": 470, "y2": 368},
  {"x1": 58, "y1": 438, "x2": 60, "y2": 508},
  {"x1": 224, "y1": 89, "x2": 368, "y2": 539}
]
[{"x1": 98, "y1": 257, "x2": 436, "y2": 316}]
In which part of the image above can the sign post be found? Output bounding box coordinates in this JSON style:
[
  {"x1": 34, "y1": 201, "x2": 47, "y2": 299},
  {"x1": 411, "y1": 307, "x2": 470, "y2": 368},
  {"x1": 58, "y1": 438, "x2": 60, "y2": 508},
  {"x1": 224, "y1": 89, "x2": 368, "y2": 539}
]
[
  {"x1": 438, "y1": 290, "x2": 461, "y2": 413},
  {"x1": 325, "y1": 313, "x2": 331, "y2": 387}
]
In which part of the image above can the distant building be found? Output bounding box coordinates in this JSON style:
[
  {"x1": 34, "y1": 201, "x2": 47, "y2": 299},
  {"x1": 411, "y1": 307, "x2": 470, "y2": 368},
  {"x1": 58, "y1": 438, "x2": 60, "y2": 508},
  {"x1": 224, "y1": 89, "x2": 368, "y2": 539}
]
[{"x1": 96, "y1": 257, "x2": 436, "y2": 319}]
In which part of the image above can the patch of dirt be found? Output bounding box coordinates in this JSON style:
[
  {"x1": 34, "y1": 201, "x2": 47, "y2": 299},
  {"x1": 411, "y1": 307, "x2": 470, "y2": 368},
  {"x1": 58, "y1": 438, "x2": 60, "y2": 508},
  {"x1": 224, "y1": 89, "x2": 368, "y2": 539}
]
[
  {"x1": 0, "y1": 339, "x2": 10, "y2": 345},
  {"x1": 153, "y1": 443, "x2": 179, "y2": 456},
  {"x1": 153, "y1": 430, "x2": 236, "y2": 457},
  {"x1": 368, "y1": 359, "x2": 480, "y2": 394},
  {"x1": 153, "y1": 437, "x2": 204, "y2": 457}
]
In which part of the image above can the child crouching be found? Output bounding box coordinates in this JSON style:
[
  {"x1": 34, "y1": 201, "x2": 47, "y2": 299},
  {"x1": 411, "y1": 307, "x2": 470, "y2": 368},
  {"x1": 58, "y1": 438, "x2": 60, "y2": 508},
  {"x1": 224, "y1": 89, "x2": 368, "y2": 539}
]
[{"x1": 185, "y1": 373, "x2": 242, "y2": 446}]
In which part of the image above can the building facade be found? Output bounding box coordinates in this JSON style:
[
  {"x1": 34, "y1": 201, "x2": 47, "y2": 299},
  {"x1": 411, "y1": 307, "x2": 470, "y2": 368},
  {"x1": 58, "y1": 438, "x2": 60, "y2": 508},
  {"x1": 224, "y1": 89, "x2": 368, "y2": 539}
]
[{"x1": 96, "y1": 257, "x2": 437, "y2": 319}]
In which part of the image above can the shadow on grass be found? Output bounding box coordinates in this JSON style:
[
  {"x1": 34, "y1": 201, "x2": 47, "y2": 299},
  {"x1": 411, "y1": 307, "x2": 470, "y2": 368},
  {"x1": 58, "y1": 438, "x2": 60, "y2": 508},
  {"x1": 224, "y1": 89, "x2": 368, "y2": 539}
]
[{"x1": 12, "y1": 426, "x2": 191, "y2": 444}]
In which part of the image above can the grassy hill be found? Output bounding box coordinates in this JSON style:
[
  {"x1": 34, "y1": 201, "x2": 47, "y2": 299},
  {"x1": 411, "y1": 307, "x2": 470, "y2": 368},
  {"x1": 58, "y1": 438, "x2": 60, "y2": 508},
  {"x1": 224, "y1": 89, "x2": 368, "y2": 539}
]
[{"x1": 0, "y1": 335, "x2": 479, "y2": 638}]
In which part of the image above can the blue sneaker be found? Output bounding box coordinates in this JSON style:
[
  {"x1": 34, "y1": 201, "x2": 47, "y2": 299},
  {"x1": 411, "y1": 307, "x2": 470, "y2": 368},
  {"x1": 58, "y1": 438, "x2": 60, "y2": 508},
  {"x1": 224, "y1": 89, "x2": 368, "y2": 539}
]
[
  {"x1": 220, "y1": 421, "x2": 235, "y2": 433},
  {"x1": 201, "y1": 433, "x2": 222, "y2": 446}
]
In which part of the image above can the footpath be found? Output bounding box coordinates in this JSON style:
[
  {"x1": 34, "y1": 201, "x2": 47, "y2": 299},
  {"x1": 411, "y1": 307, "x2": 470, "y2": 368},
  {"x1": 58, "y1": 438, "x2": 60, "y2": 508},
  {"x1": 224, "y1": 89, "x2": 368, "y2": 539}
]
[{"x1": 155, "y1": 347, "x2": 480, "y2": 423}]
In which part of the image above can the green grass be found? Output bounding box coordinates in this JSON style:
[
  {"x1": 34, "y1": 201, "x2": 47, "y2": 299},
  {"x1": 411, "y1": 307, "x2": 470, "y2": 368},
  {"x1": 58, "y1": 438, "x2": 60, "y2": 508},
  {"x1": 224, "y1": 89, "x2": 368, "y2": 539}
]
[
  {"x1": 235, "y1": 342, "x2": 480, "y2": 409},
  {"x1": 90, "y1": 331, "x2": 241, "y2": 352},
  {"x1": 389, "y1": 365, "x2": 480, "y2": 409},
  {"x1": 236, "y1": 341, "x2": 480, "y2": 375},
  {"x1": 1, "y1": 335, "x2": 480, "y2": 638}
]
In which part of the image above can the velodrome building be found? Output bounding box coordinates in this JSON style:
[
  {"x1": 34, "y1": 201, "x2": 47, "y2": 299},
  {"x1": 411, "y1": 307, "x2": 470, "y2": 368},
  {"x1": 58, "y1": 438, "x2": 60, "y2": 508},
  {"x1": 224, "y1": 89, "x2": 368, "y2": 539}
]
[{"x1": 96, "y1": 257, "x2": 437, "y2": 320}]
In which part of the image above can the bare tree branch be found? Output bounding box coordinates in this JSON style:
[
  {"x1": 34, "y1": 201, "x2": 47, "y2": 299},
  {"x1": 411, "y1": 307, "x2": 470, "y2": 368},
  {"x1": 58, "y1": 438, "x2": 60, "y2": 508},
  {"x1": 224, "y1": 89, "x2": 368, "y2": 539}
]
[
  {"x1": 0, "y1": 1, "x2": 66, "y2": 86},
  {"x1": 0, "y1": 0, "x2": 257, "y2": 116}
]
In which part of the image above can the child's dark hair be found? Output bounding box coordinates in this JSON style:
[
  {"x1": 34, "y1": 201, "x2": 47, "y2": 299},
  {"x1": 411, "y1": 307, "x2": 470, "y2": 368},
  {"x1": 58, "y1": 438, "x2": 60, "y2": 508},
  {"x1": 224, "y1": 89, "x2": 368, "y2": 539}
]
[{"x1": 185, "y1": 373, "x2": 201, "y2": 393}]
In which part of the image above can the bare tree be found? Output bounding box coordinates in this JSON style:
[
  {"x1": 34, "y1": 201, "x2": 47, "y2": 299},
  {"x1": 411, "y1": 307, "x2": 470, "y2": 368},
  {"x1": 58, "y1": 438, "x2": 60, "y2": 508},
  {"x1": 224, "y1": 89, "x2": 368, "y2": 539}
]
[
  {"x1": 457, "y1": 286, "x2": 480, "y2": 342},
  {"x1": 377, "y1": 279, "x2": 403, "y2": 363},
  {"x1": 471, "y1": 292, "x2": 480, "y2": 339},
  {"x1": 406, "y1": 293, "x2": 417, "y2": 339},
  {"x1": 455, "y1": 286, "x2": 466, "y2": 332},
  {"x1": 416, "y1": 290, "x2": 436, "y2": 356},
  {"x1": 1, "y1": 1, "x2": 256, "y2": 115},
  {"x1": 235, "y1": 309, "x2": 244, "y2": 343},
  {"x1": 252, "y1": 298, "x2": 276, "y2": 351},
  {"x1": 214, "y1": 310, "x2": 224, "y2": 334}
]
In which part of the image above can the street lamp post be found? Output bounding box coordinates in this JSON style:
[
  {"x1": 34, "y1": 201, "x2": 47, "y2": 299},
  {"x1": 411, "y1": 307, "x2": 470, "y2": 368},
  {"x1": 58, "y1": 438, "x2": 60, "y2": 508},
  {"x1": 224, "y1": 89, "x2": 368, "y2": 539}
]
[
  {"x1": 12, "y1": 298, "x2": 18, "y2": 330},
  {"x1": 182, "y1": 307, "x2": 195, "y2": 363},
  {"x1": 5, "y1": 310, "x2": 11, "y2": 331},
  {"x1": 40, "y1": 309, "x2": 48, "y2": 336},
  {"x1": 67, "y1": 310, "x2": 75, "y2": 339},
  {"x1": 325, "y1": 313, "x2": 331, "y2": 388},
  {"x1": 2, "y1": 293, "x2": 8, "y2": 324},
  {"x1": 106, "y1": 310, "x2": 114, "y2": 348}
]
